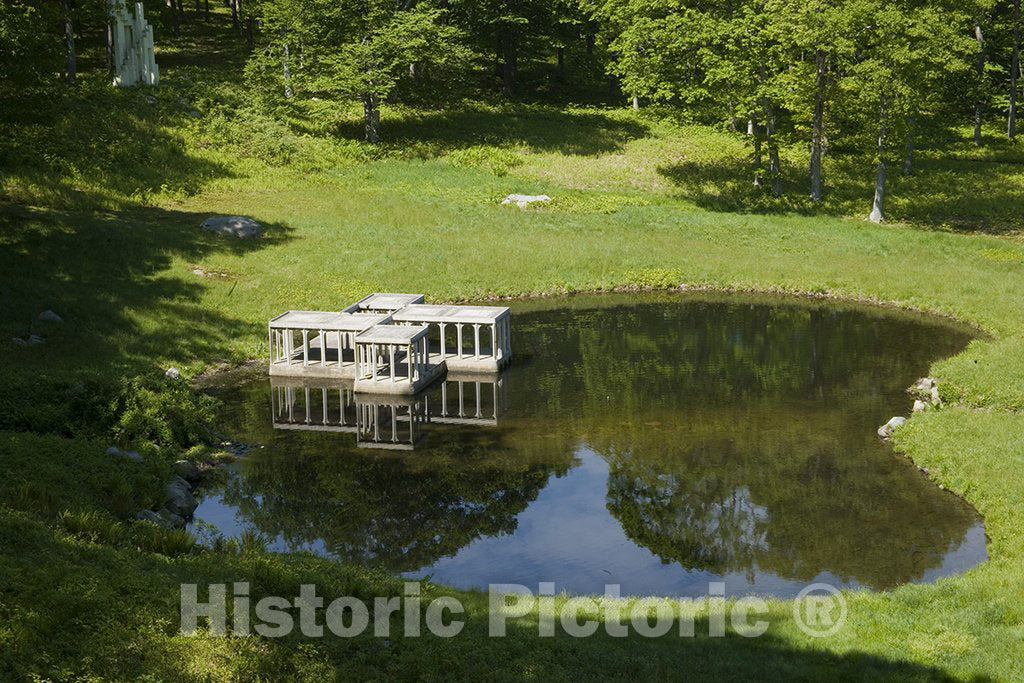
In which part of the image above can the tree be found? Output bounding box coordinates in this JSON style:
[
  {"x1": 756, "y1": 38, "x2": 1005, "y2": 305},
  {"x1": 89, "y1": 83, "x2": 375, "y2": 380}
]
[
  {"x1": 837, "y1": 0, "x2": 973, "y2": 222},
  {"x1": 250, "y1": 0, "x2": 470, "y2": 143},
  {"x1": 1010, "y1": 0, "x2": 1020, "y2": 139}
]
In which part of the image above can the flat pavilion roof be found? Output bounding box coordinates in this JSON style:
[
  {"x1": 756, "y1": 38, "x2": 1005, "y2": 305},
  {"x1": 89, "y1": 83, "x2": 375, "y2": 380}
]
[
  {"x1": 355, "y1": 324, "x2": 430, "y2": 345},
  {"x1": 391, "y1": 304, "x2": 509, "y2": 324},
  {"x1": 351, "y1": 293, "x2": 425, "y2": 312},
  {"x1": 270, "y1": 311, "x2": 391, "y2": 332}
]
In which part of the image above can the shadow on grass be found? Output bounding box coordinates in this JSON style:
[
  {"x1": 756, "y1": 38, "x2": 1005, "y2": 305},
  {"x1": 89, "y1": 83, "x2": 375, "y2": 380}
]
[
  {"x1": 0, "y1": 201, "x2": 292, "y2": 407},
  {"x1": 0, "y1": 509, "x2": 980, "y2": 680},
  {"x1": 338, "y1": 106, "x2": 651, "y2": 157},
  {"x1": 657, "y1": 145, "x2": 1024, "y2": 235}
]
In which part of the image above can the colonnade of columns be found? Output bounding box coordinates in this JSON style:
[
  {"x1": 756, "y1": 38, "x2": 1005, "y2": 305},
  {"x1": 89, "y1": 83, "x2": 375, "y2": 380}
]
[
  {"x1": 269, "y1": 328, "x2": 360, "y2": 367},
  {"x1": 435, "y1": 317, "x2": 511, "y2": 360},
  {"x1": 355, "y1": 337, "x2": 430, "y2": 384}
]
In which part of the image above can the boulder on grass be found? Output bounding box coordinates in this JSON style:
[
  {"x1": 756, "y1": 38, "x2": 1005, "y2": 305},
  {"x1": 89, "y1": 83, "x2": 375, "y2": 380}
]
[
  {"x1": 38, "y1": 310, "x2": 64, "y2": 323},
  {"x1": 877, "y1": 416, "x2": 908, "y2": 439},
  {"x1": 201, "y1": 215, "x2": 262, "y2": 238},
  {"x1": 501, "y1": 194, "x2": 551, "y2": 209},
  {"x1": 165, "y1": 476, "x2": 198, "y2": 518},
  {"x1": 173, "y1": 459, "x2": 201, "y2": 484}
]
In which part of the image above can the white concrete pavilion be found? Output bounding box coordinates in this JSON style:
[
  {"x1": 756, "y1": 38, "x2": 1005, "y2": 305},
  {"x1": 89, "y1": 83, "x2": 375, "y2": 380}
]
[
  {"x1": 268, "y1": 294, "x2": 512, "y2": 394},
  {"x1": 390, "y1": 304, "x2": 512, "y2": 372},
  {"x1": 268, "y1": 311, "x2": 391, "y2": 378},
  {"x1": 353, "y1": 324, "x2": 443, "y2": 395}
]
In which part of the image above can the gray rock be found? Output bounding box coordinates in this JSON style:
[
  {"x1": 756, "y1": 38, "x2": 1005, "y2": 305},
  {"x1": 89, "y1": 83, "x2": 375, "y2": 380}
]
[
  {"x1": 135, "y1": 509, "x2": 162, "y2": 525},
  {"x1": 38, "y1": 310, "x2": 63, "y2": 323},
  {"x1": 877, "y1": 416, "x2": 908, "y2": 439},
  {"x1": 107, "y1": 446, "x2": 143, "y2": 462},
  {"x1": 930, "y1": 386, "x2": 941, "y2": 404},
  {"x1": 165, "y1": 476, "x2": 198, "y2": 518},
  {"x1": 165, "y1": 367, "x2": 181, "y2": 380},
  {"x1": 501, "y1": 194, "x2": 551, "y2": 209},
  {"x1": 911, "y1": 377, "x2": 937, "y2": 394},
  {"x1": 913, "y1": 399, "x2": 927, "y2": 413},
  {"x1": 201, "y1": 215, "x2": 262, "y2": 238},
  {"x1": 158, "y1": 508, "x2": 186, "y2": 529},
  {"x1": 173, "y1": 459, "x2": 201, "y2": 484}
]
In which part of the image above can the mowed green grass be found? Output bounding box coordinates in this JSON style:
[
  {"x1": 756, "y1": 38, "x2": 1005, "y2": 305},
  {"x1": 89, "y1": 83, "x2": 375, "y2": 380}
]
[{"x1": 3, "y1": 12, "x2": 1024, "y2": 679}]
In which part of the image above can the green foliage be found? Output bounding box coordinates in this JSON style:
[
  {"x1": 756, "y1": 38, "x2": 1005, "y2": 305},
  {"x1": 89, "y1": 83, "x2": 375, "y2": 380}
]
[
  {"x1": 445, "y1": 145, "x2": 524, "y2": 175},
  {"x1": 111, "y1": 376, "x2": 220, "y2": 449}
]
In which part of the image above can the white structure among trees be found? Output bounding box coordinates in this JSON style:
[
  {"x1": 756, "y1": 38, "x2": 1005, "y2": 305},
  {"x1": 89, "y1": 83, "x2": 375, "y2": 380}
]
[{"x1": 110, "y1": 1, "x2": 159, "y2": 87}]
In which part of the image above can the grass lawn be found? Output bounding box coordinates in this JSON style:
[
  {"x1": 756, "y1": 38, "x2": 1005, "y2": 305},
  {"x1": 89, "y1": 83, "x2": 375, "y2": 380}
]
[{"x1": 2, "y1": 10, "x2": 1024, "y2": 680}]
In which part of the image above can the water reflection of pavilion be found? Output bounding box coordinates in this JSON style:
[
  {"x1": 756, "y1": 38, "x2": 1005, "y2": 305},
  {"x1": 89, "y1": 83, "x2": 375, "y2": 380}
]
[{"x1": 270, "y1": 373, "x2": 509, "y2": 450}]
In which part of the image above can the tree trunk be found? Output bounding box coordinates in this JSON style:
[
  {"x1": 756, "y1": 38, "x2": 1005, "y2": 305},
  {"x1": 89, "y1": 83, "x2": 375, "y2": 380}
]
[
  {"x1": 631, "y1": 96, "x2": 639, "y2": 110},
  {"x1": 501, "y1": 26, "x2": 517, "y2": 97},
  {"x1": 763, "y1": 99, "x2": 782, "y2": 195},
  {"x1": 62, "y1": 0, "x2": 76, "y2": 85},
  {"x1": 106, "y1": 19, "x2": 114, "y2": 78},
  {"x1": 586, "y1": 23, "x2": 595, "y2": 57},
  {"x1": 363, "y1": 93, "x2": 380, "y2": 143},
  {"x1": 557, "y1": 46, "x2": 565, "y2": 79},
  {"x1": 1010, "y1": 0, "x2": 1020, "y2": 139},
  {"x1": 903, "y1": 114, "x2": 916, "y2": 174},
  {"x1": 166, "y1": 0, "x2": 179, "y2": 36},
  {"x1": 205, "y1": 0, "x2": 210, "y2": 18},
  {"x1": 974, "y1": 23, "x2": 985, "y2": 147},
  {"x1": 231, "y1": 0, "x2": 239, "y2": 32},
  {"x1": 752, "y1": 121, "x2": 763, "y2": 188},
  {"x1": 194, "y1": 0, "x2": 200, "y2": 12},
  {"x1": 869, "y1": 159, "x2": 887, "y2": 223},
  {"x1": 869, "y1": 99, "x2": 888, "y2": 223},
  {"x1": 247, "y1": 16, "x2": 254, "y2": 50},
  {"x1": 810, "y1": 50, "x2": 826, "y2": 202},
  {"x1": 280, "y1": 29, "x2": 293, "y2": 99}
]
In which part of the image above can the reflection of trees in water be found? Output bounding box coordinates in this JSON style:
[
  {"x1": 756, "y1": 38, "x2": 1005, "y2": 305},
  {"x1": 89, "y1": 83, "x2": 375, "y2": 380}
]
[
  {"x1": 220, "y1": 426, "x2": 575, "y2": 571},
  {"x1": 598, "y1": 406, "x2": 980, "y2": 590}
]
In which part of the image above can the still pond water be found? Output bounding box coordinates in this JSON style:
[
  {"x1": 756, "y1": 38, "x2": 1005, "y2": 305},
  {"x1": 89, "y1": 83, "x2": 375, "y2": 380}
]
[{"x1": 195, "y1": 294, "x2": 986, "y2": 598}]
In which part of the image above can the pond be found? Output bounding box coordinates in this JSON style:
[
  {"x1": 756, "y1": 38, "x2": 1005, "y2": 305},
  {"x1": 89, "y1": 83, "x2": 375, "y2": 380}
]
[{"x1": 194, "y1": 293, "x2": 987, "y2": 598}]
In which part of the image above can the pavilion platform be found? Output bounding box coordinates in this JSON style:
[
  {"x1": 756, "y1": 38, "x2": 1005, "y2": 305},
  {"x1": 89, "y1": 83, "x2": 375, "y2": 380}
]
[{"x1": 267, "y1": 294, "x2": 512, "y2": 395}]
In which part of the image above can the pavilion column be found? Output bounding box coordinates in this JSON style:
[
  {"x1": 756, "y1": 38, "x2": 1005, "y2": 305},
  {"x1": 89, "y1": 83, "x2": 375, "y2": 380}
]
[
  {"x1": 458, "y1": 381, "x2": 464, "y2": 417},
  {"x1": 287, "y1": 387, "x2": 294, "y2": 421},
  {"x1": 475, "y1": 381, "x2": 482, "y2": 417},
  {"x1": 407, "y1": 343, "x2": 414, "y2": 382},
  {"x1": 268, "y1": 327, "x2": 274, "y2": 363},
  {"x1": 441, "y1": 382, "x2": 448, "y2": 416},
  {"x1": 304, "y1": 387, "x2": 311, "y2": 423},
  {"x1": 473, "y1": 324, "x2": 481, "y2": 358},
  {"x1": 490, "y1": 323, "x2": 497, "y2": 358},
  {"x1": 322, "y1": 388, "x2": 328, "y2": 423},
  {"x1": 284, "y1": 330, "x2": 293, "y2": 365},
  {"x1": 439, "y1": 322, "x2": 446, "y2": 357},
  {"x1": 390, "y1": 344, "x2": 396, "y2": 382},
  {"x1": 370, "y1": 344, "x2": 378, "y2": 379},
  {"x1": 319, "y1": 329, "x2": 326, "y2": 366},
  {"x1": 302, "y1": 329, "x2": 309, "y2": 366},
  {"x1": 456, "y1": 324, "x2": 464, "y2": 358}
]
